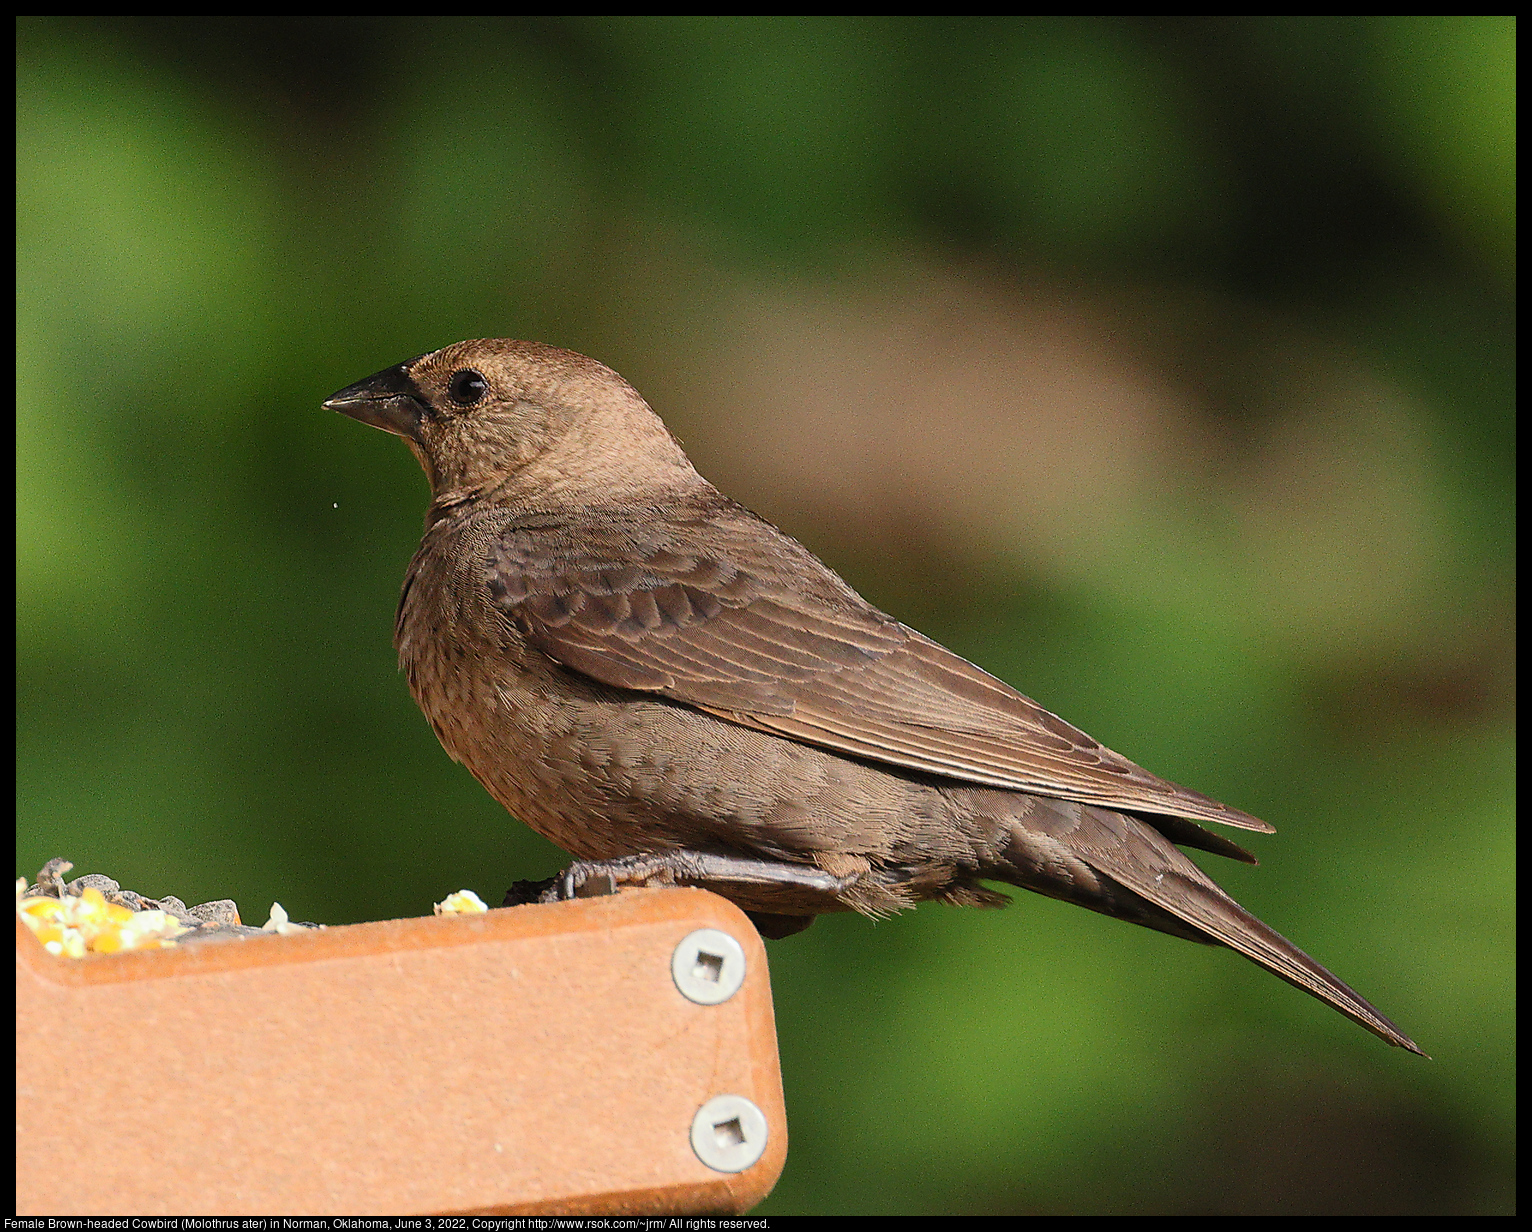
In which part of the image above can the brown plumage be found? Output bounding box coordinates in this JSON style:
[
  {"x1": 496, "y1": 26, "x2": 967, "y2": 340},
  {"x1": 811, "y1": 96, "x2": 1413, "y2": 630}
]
[{"x1": 326, "y1": 338, "x2": 1423, "y2": 1055}]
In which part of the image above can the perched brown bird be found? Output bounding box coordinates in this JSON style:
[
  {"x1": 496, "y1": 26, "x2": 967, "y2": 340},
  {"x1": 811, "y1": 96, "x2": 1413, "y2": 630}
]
[{"x1": 327, "y1": 339, "x2": 1422, "y2": 1054}]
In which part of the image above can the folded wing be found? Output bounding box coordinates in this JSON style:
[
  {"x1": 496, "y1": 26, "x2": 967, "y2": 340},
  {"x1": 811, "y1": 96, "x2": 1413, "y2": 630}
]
[{"x1": 483, "y1": 504, "x2": 1273, "y2": 850}]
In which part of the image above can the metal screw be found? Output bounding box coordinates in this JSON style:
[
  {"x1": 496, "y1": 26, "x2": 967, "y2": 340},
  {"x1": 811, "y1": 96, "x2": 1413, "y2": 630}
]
[
  {"x1": 690, "y1": 1094, "x2": 768, "y2": 1173},
  {"x1": 671, "y1": 928, "x2": 746, "y2": 1005}
]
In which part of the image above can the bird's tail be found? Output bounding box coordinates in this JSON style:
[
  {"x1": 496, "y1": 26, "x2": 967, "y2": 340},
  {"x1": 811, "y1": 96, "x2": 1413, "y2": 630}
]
[{"x1": 998, "y1": 800, "x2": 1425, "y2": 1055}]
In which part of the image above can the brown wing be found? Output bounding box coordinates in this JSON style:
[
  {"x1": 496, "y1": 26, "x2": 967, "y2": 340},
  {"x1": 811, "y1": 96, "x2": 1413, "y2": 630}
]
[{"x1": 483, "y1": 504, "x2": 1273, "y2": 840}]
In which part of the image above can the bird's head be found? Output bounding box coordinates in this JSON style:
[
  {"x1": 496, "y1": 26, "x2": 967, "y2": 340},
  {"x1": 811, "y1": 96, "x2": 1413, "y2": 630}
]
[{"x1": 325, "y1": 339, "x2": 701, "y2": 511}]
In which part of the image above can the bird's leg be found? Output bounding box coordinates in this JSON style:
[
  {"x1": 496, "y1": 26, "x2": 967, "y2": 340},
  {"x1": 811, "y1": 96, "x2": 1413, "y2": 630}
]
[{"x1": 533, "y1": 851, "x2": 857, "y2": 904}]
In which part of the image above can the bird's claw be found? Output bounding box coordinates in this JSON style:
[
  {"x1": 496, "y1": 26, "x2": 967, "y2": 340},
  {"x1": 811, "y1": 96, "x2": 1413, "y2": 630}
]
[
  {"x1": 506, "y1": 851, "x2": 857, "y2": 913},
  {"x1": 561, "y1": 866, "x2": 618, "y2": 900}
]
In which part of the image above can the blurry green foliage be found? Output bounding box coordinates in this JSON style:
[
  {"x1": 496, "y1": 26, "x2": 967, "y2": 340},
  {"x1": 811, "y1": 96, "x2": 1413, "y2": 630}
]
[
  {"x1": 1365, "y1": 15, "x2": 1515, "y2": 276},
  {"x1": 16, "y1": 16, "x2": 1513, "y2": 1215}
]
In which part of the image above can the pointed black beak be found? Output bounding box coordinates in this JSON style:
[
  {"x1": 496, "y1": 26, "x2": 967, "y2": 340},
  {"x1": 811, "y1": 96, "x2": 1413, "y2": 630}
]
[{"x1": 324, "y1": 362, "x2": 430, "y2": 442}]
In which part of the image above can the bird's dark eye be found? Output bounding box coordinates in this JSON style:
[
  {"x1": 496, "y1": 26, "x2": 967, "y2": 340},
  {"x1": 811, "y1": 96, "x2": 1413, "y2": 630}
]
[{"x1": 448, "y1": 369, "x2": 488, "y2": 405}]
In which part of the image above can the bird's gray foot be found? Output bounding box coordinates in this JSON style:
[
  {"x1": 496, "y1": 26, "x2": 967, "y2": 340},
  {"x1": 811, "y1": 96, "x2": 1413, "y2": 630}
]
[
  {"x1": 551, "y1": 851, "x2": 857, "y2": 902},
  {"x1": 503, "y1": 853, "x2": 855, "y2": 940}
]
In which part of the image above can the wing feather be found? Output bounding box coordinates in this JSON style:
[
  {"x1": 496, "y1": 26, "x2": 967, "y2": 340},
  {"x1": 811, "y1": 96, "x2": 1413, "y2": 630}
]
[{"x1": 483, "y1": 505, "x2": 1272, "y2": 835}]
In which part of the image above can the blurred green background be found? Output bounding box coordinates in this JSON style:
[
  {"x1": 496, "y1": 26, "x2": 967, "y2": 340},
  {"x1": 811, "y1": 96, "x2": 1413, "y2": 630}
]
[{"x1": 17, "y1": 16, "x2": 1513, "y2": 1215}]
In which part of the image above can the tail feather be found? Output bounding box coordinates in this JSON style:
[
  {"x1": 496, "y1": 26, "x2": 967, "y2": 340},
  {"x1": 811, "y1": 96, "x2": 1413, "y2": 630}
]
[
  {"x1": 1001, "y1": 801, "x2": 1425, "y2": 1055},
  {"x1": 1112, "y1": 856, "x2": 1424, "y2": 1055}
]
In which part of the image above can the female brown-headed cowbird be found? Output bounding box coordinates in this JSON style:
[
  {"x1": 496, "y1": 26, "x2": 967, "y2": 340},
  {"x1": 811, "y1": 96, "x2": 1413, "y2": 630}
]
[{"x1": 326, "y1": 339, "x2": 1422, "y2": 1054}]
